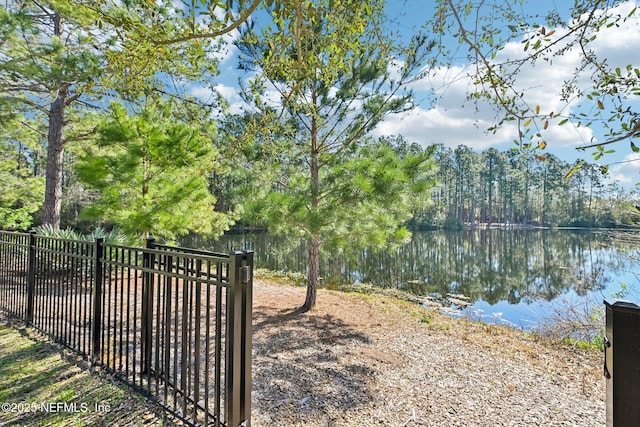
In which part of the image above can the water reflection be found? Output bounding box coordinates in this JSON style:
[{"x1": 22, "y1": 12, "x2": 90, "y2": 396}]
[{"x1": 182, "y1": 229, "x2": 640, "y2": 324}]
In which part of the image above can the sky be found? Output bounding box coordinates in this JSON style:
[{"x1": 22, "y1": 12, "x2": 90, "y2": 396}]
[{"x1": 196, "y1": 0, "x2": 640, "y2": 189}]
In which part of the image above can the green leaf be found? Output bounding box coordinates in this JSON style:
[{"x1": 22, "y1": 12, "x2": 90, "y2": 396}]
[
  {"x1": 632, "y1": 142, "x2": 640, "y2": 153},
  {"x1": 564, "y1": 161, "x2": 585, "y2": 179}
]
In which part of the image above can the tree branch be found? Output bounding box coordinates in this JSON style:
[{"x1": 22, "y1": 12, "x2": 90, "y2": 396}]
[
  {"x1": 0, "y1": 96, "x2": 50, "y2": 116},
  {"x1": 153, "y1": 0, "x2": 262, "y2": 46},
  {"x1": 577, "y1": 121, "x2": 640, "y2": 150}
]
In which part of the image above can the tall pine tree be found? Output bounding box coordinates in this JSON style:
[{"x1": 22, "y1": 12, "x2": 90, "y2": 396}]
[{"x1": 235, "y1": 0, "x2": 437, "y2": 309}]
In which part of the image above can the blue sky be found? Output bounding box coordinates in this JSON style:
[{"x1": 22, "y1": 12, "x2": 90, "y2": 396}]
[{"x1": 199, "y1": 0, "x2": 640, "y2": 189}]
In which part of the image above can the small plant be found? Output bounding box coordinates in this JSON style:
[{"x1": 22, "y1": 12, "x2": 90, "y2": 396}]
[
  {"x1": 420, "y1": 314, "x2": 432, "y2": 324},
  {"x1": 611, "y1": 283, "x2": 629, "y2": 300},
  {"x1": 33, "y1": 225, "x2": 136, "y2": 245},
  {"x1": 33, "y1": 224, "x2": 81, "y2": 240},
  {"x1": 83, "y1": 226, "x2": 135, "y2": 245},
  {"x1": 533, "y1": 294, "x2": 605, "y2": 349}
]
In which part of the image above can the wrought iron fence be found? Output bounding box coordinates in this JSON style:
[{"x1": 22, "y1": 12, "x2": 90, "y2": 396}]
[{"x1": 0, "y1": 230, "x2": 253, "y2": 427}]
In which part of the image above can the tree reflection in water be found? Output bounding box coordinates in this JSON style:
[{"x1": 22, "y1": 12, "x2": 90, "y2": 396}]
[{"x1": 182, "y1": 229, "x2": 640, "y2": 328}]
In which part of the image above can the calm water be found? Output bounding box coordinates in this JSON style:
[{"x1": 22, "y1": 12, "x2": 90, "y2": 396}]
[{"x1": 182, "y1": 229, "x2": 640, "y2": 330}]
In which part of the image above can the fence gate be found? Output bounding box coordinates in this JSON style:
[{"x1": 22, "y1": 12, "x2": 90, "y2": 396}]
[{"x1": 0, "y1": 231, "x2": 252, "y2": 427}]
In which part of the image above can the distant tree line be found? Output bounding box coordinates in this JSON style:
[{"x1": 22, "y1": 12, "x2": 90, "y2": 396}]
[
  {"x1": 411, "y1": 144, "x2": 640, "y2": 229},
  {"x1": 3, "y1": 126, "x2": 638, "y2": 235}
]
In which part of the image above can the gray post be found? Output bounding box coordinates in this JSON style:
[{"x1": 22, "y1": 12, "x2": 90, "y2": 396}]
[
  {"x1": 226, "y1": 251, "x2": 253, "y2": 427},
  {"x1": 240, "y1": 251, "x2": 253, "y2": 426},
  {"x1": 226, "y1": 252, "x2": 242, "y2": 426}
]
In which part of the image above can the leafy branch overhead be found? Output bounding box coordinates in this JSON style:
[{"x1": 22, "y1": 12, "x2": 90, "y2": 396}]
[
  {"x1": 0, "y1": 0, "x2": 253, "y2": 228},
  {"x1": 431, "y1": 0, "x2": 640, "y2": 161}
]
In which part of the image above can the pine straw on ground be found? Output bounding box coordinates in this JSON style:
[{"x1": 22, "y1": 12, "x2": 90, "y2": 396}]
[{"x1": 251, "y1": 278, "x2": 605, "y2": 426}]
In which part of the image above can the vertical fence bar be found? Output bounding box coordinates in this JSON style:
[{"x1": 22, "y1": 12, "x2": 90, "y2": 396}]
[
  {"x1": 71, "y1": 242, "x2": 78, "y2": 350},
  {"x1": 83, "y1": 242, "x2": 92, "y2": 356},
  {"x1": 44, "y1": 238, "x2": 52, "y2": 333},
  {"x1": 64, "y1": 240, "x2": 72, "y2": 346},
  {"x1": 1, "y1": 234, "x2": 7, "y2": 311},
  {"x1": 141, "y1": 237, "x2": 155, "y2": 381},
  {"x1": 54, "y1": 239, "x2": 62, "y2": 338},
  {"x1": 35, "y1": 235, "x2": 41, "y2": 329},
  {"x1": 193, "y1": 259, "x2": 202, "y2": 424},
  {"x1": 204, "y1": 261, "x2": 212, "y2": 427},
  {"x1": 180, "y1": 265, "x2": 189, "y2": 415},
  {"x1": 215, "y1": 277, "x2": 223, "y2": 427},
  {"x1": 118, "y1": 247, "x2": 125, "y2": 372},
  {"x1": 133, "y1": 249, "x2": 140, "y2": 387},
  {"x1": 154, "y1": 252, "x2": 162, "y2": 397},
  {"x1": 163, "y1": 254, "x2": 173, "y2": 405},
  {"x1": 125, "y1": 249, "x2": 132, "y2": 379},
  {"x1": 173, "y1": 266, "x2": 180, "y2": 407},
  {"x1": 92, "y1": 237, "x2": 104, "y2": 364},
  {"x1": 26, "y1": 231, "x2": 36, "y2": 324}
]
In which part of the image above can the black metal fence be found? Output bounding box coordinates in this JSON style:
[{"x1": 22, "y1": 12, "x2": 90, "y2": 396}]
[{"x1": 0, "y1": 230, "x2": 253, "y2": 427}]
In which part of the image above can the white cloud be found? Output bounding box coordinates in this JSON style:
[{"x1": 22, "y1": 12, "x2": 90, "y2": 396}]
[
  {"x1": 215, "y1": 83, "x2": 246, "y2": 114},
  {"x1": 375, "y1": 0, "x2": 640, "y2": 161},
  {"x1": 608, "y1": 153, "x2": 640, "y2": 186},
  {"x1": 587, "y1": 4, "x2": 640, "y2": 105},
  {"x1": 375, "y1": 105, "x2": 516, "y2": 149},
  {"x1": 190, "y1": 83, "x2": 249, "y2": 116},
  {"x1": 539, "y1": 121, "x2": 594, "y2": 149}
]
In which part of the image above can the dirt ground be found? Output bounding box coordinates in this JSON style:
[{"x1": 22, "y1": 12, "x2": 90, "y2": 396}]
[{"x1": 250, "y1": 277, "x2": 605, "y2": 426}]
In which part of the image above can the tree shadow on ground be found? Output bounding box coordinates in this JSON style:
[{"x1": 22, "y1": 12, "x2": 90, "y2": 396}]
[{"x1": 251, "y1": 304, "x2": 378, "y2": 425}]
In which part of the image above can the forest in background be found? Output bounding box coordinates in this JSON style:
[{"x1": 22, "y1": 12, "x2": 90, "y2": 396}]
[
  {"x1": 4, "y1": 131, "x2": 639, "y2": 234},
  {"x1": 417, "y1": 144, "x2": 640, "y2": 229}
]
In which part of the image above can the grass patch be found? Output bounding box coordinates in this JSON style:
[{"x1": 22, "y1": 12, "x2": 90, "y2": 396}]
[
  {"x1": 0, "y1": 320, "x2": 171, "y2": 426},
  {"x1": 255, "y1": 269, "x2": 307, "y2": 287}
]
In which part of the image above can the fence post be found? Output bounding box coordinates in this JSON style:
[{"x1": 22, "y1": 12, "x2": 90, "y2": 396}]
[
  {"x1": 92, "y1": 237, "x2": 104, "y2": 364},
  {"x1": 25, "y1": 231, "x2": 36, "y2": 324},
  {"x1": 226, "y1": 251, "x2": 253, "y2": 427},
  {"x1": 141, "y1": 237, "x2": 155, "y2": 374},
  {"x1": 240, "y1": 251, "x2": 253, "y2": 426}
]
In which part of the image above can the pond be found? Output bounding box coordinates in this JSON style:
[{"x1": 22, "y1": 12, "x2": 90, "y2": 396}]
[{"x1": 181, "y1": 229, "x2": 640, "y2": 331}]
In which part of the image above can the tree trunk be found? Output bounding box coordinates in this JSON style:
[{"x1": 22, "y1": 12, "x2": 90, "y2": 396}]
[
  {"x1": 304, "y1": 103, "x2": 320, "y2": 311},
  {"x1": 42, "y1": 88, "x2": 67, "y2": 228},
  {"x1": 304, "y1": 235, "x2": 320, "y2": 310},
  {"x1": 42, "y1": 14, "x2": 67, "y2": 229}
]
